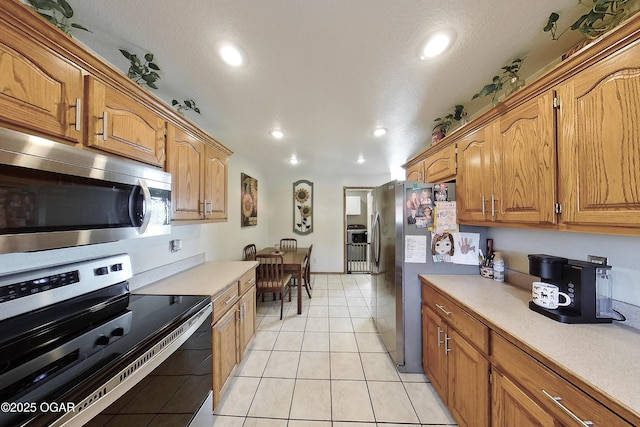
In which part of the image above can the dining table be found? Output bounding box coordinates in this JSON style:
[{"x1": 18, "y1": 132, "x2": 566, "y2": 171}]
[{"x1": 256, "y1": 246, "x2": 309, "y2": 315}]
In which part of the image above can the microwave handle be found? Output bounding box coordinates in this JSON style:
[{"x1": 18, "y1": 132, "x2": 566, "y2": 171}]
[{"x1": 137, "y1": 179, "x2": 152, "y2": 234}]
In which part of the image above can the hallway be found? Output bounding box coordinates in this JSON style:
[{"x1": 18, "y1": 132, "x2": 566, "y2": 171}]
[{"x1": 204, "y1": 274, "x2": 456, "y2": 427}]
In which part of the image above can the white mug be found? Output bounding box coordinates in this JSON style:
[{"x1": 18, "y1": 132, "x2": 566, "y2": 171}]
[{"x1": 532, "y1": 281, "x2": 571, "y2": 309}]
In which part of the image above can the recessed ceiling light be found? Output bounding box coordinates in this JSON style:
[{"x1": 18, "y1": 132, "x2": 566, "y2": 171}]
[
  {"x1": 419, "y1": 29, "x2": 456, "y2": 60},
  {"x1": 289, "y1": 155, "x2": 298, "y2": 165},
  {"x1": 373, "y1": 127, "x2": 387, "y2": 137},
  {"x1": 357, "y1": 156, "x2": 365, "y2": 164},
  {"x1": 270, "y1": 130, "x2": 284, "y2": 139},
  {"x1": 219, "y1": 43, "x2": 245, "y2": 67}
]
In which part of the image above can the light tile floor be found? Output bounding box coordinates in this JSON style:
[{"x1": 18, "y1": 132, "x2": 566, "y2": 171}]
[{"x1": 208, "y1": 274, "x2": 457, "y2": 427}]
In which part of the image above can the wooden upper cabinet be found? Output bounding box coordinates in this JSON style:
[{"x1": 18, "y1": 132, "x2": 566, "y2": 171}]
[
  {"x1": 557, "y1": 38, "x2": 640, "y2": 230},
  {"x1": 424, "y1": 142, "x2": 457, "y2": 183},
  {"x1": 406, "y1": 161, "x2": 424, "y2": 183},
  {"x1": 492, "y1": 91, "x2": 557, "y2": 225},
  {"x1": 0, "y1": 22, "x2": 83, "y2": 143},
  {"x1": 166, "y1": 123, "x2": 205, "y2": 220},
  {"x1": 166, "y1": 123, "x2": 229, "y2": 221},
  {"x1": 85, "y1": 76, "x2": 165, "y2": 166},
  {"x1": 204, "y1": 146, "x2": 228, "y2": 221},
  {"x1": 457, "y1": 127, "x2": 492, "y2": 223},
  {"x1": 405, "y1": 141, "x2": 457, "y2": 184}
]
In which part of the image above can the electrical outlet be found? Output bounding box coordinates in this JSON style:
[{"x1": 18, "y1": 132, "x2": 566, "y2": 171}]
[
  {"x1": 588, "y1": 255, "x2": 608, "y2": 265},
  {"x1": 170, "y1": 239, "x2": 182, "y2": 253}
]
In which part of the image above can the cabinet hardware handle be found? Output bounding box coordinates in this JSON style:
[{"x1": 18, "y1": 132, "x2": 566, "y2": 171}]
[
  {"x1": 205, "y1": 200, "x2": 213, "y2": 215},
  {"x1": 70, "y1": 98, "x2": 82, "y2": 131},
  {"x1": 224, "y1": 295, "x2": 236, "y2": 305},
  {"x1": 98, "y1": 111, "x2": 108, "y2": 141},
  {"x1": 444, "y1": 334, "x2": 452, "y2": 355},
  {"x1": 491, "y1": 194, "x2": 496, "y2": 218},
  {"x1": 435, "y1": 304, "x2": 451, "y2": 316},
  {"x1": 437, "y1": 326, "x2": 443, "y2": 347},
  {"x1": 247, "y1": 278, "x2": 256, "y2": 285},
  {"x1": 542, "y1": 390, "x2": 594, "y2": 426},
  {"x1": 481, "y1": 195, "x2": 486, "y2": 217}
]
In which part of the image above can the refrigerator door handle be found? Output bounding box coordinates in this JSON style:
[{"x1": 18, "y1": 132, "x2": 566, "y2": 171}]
[{"x1": 372, "y1": 211, "x2": 381, "y2": 268}]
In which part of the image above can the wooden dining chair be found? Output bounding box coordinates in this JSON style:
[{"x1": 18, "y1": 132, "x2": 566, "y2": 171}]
[
  {"x1": 279, "y1": 238, "x2": 297, "y2": 251},
  {"x1": 301, "y1": 254, "x2": 312, "y2": 298},
  {"x1": 255, "y1": 254, "x2": 292, "y2": 319},
  {"x1": 303, "y1": 244, "x2": 313, "y2": 293},
  {"x1": 242, "y1": 243, "x2": 257, "y2": 261}
]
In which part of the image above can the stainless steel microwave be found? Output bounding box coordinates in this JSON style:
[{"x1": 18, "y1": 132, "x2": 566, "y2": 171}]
[{"x1": 0, "y1": 127, "x2": 171, "y2": 254}]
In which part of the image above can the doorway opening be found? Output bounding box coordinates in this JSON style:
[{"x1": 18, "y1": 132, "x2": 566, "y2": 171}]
[{"x1": 343, "y1": 187, "x2": 373, "y2": 273}]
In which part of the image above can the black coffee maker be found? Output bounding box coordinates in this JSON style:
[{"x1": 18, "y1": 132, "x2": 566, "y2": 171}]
[{"x1": 528, "y1": 254, "x2": 613, "y2": 324}]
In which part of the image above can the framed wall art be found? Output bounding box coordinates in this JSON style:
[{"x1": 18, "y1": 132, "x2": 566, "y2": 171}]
[
  {"x1": 241, "y1": 173, "x2": 257, "y2": 227},
  {"x1": 293, "y1": 179, "x2": 313, "y2": 235}
]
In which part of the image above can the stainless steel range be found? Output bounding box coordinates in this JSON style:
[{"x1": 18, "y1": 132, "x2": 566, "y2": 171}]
[{"x1": 0, "y1": 254, "x2": 212, "y2": 426}]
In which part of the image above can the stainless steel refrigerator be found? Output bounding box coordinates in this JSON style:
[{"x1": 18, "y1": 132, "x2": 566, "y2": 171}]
[{"x1": 370, "y1": 180, "x2": 486, "y2": 373}]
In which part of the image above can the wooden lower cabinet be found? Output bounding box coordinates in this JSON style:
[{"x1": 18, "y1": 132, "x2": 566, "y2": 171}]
[
  {"x1": 422, "y1": 285, "x2": 490, "y2": 427},
  {"x1": 492, "y1": 368, "x2": 555, "y2": 427},
  {"x1": 212, "y1": 303, "x2": 238, "y2": 408},
  {"x1": 492, "y1": 332, "x2": 632, "y2": 427},
  {"x1": 238, "y1": 286, "x2": 256, "y2": 360},
  {"x1": 212, "y1": 269, "x2": 256, "y2": 408},
  {"x1": 422, "y1": 277, "x2": 636, "y2": 427}
]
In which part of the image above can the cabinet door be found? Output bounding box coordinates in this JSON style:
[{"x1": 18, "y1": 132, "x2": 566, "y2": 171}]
[
  {"x1": 492, "y1": 368, "x2": 556, "y2": 427},
  {"x1": 238, "y1": 287, "x2": 256, "y2": 360},
  {"x1": 204, "y1": 146, "x2": 228, "y2": 220},
  {"x1": 406, "y1": 161, "x2": 424, "y2": 182},
  {"x1": 0, "y1": 23, "x2": 83, "y2": 142},
  {"x1": 557, "y1": 39, "x2": 640, "y2": 229},
  {"x1": 493, "y1": 92, "x2": 557, "y2": 224},
  {"x1": 424, "y1": 143, "x2": 457, "y2": 183},
  {"x1": 457, "y1": 127, "x2": 492, "y2": 223},
  {"x1": 423, "y1": 307, "x2": 447, "y2": 399},
  {"x1": 85, "y1": 76, "x2": 165, "y2": 166},
  {"x1": 447, "y1": 329, "x2": 490, "y2": 427},
  {"x1": 212, "y1": 306, "x2": 238, "y2": 407},
  {"x1": 166, "y1": 124, "x2": 205, "y2": 220}
]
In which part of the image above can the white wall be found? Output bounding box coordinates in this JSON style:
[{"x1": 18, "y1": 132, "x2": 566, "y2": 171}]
[
  {"x1": 0, "y1": 152, "x2": 269, "y2": 277},
  {"x1": 487, "y1": 227, "x2": 640, "y2": 307},
  {"x1": 266, "y1": 173, "x2": 390, "y2": 273}
]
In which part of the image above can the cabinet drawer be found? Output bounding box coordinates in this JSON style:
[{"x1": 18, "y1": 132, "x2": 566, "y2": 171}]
[
  {"x1": 492, "y1": 332, "x2": 632, "y2": 427},
  {"x1": 238, "y1": 267, "x2": 256, "y2": 295},
  {"x1": 212, "y1": 284, "x2": 239, "y2": 324},
  {"x1": 422, "y1": 283, "x2": 489, "y2": 353}
]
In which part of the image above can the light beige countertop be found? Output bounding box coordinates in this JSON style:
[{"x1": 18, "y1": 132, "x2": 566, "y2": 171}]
[
  {"x1": 133, "y1": 261, "x2": 258, "y2": 296},
  {"x1": 420, "y1": 274, "x2": 640, "y2": 422}
]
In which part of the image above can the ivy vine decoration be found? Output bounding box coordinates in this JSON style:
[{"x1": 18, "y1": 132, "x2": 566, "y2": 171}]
[
  {"x1": 544, "y1": 0, "x2": 633, "y2": 41},
  {"x1": 26, "y1": 0, "x2": 91, "y2": 36},
  {"x1": 172, "y1": 99, "x2": 201, "y2": 115},
  {"x1": 293, "y1": 180, "x2": 313, "y2": 235},
  {"x1": 472, "y1": 58, "x2": 524, "y2": 105},
  {"x1": 119, "y1": 49, "x2": 161, "y2": 89}
]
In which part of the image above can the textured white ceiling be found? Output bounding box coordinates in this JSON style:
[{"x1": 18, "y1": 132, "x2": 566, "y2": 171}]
[{"x1": 69, "y1": 0, "x2": 583, "y2": 177}]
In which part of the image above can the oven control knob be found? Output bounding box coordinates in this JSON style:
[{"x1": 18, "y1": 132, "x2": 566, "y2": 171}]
[
  {"x1": 94, "y1": 267, "x2": 109, "y2": 276},
  {"x1": 111, "y1": 327, "x2": 125, "y2": 337},
  {"x1": 95, "y1": 335, "x2": 110, "y2": 346}
]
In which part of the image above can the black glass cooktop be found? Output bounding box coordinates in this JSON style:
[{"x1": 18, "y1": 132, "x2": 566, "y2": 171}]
[{"x1": 0, "y1": 289, "x2": 210, "y2": 427}]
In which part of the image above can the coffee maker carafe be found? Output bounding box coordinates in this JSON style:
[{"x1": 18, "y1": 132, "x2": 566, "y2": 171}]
[{"x1": 528, "y1": 254, "x2": 613, "y2": 324}]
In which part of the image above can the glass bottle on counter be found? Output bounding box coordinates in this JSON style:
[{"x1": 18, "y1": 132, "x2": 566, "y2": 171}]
[{"x1": 493, "y1": 251, "x2": 505, "y2": 282}]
